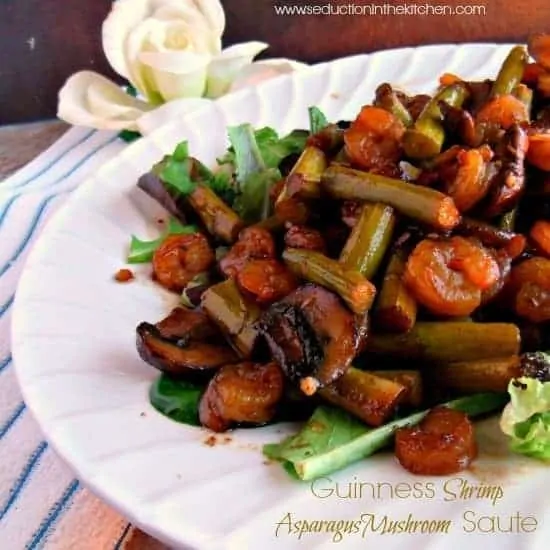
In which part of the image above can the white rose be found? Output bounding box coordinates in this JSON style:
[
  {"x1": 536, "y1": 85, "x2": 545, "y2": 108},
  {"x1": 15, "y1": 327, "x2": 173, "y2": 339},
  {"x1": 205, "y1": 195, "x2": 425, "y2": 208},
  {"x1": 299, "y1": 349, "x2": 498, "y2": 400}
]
[{"x1": 57, "y1": 0, "x2": 307, "y2": 132}]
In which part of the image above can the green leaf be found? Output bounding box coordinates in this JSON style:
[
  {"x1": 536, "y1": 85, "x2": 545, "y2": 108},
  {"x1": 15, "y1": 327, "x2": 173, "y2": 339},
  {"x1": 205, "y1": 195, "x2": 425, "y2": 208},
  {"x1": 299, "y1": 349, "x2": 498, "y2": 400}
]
[
  {"x1": 159, "y1": 140, "x2": 197, "y2": 196},
  {"x1": 308, "y1": 106, "x2": 329, "y2": 134},
  {"x1": 228, "y1": 124, "x2": 266, "y2": 183},
  {"x1": 149, "y1": 374, "x2": 204, "y2": 426},
  {"x1": 125, "y1": 83, "x2": 139, "y2": 97},
  {"x1": 260, "y1": 129, "x2": 309, "y2": 168},
  {"x1": 118, "y1": 129, "x2": 142, "y2": 143},
  {"x1": 501, "y1": 376, "x2": 550, "y2": 461},
  {"x1": 233, "y1": 167, "x2": 281, "y2": 223},
  {"x1": 218, "y1": 127, "x2": 308, "y2": 170},
  {"x1": 266, "y1": 393, "x2": 508, "y2": 481},
  {"x1": 173, "y1": 141, "x2": 189, "y2": 161},
  {"x1": 127, "y1": 219, "x2": 198, "y2": 264},
  {"x1": 161, "y1": 157, "x2": 196, "y2": 196},
  {"x1": 206, "y1": 170, "x2": 237, "y2": 206}
]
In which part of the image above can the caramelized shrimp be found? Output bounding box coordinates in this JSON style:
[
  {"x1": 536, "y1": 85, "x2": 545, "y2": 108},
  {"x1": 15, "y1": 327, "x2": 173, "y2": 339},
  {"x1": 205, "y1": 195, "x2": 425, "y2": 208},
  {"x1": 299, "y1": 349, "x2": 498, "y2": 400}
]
[
  {"x1": 152, "y1": 233, "x2": 214, "y2": 292},
  {"x1": 395, "y1": 407, "x2": 477, "y2": 475},
  {"x1": 476, "y1": 94, "x2": 529, "y2": 130},
  {"x1": 199, "y1": 362, "x2": 284, "y2": 432},
  {"x1": 445, "y1": 146, "x2": 493, "y2": 212},
  {"x1": 236, "y1": 259, "x2": 298, "y2": 305},
  {"x1": 508, "y1": 257, "x2": 550, "y2": 323},
  {"x1": 530, "y1": 220, "x2": 550, "y2": 257},
  {"x1": 284, "y1": 225, "x2": 326, "y2": 253},
  {"x1": 344, "y1": 106, "x2": 405, "y2": 172},
  {"x1": 219, "y1": 227, "x2": 275, "y2": 278},
  {"x1": 404, "y1": 237, "x2": 500, "y2": 317}
]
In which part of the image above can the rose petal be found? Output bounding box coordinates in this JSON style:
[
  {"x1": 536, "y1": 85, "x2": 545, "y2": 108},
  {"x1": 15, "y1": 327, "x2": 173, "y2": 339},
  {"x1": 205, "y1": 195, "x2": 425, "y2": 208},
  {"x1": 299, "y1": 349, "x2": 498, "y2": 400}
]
[
  {"x1": 124, "y1": 18, "x2": 168, "y2": 103},
  {"x1": 189, "y1": 0, "x2": 226, "y2": 36},
  {"x1": 102, "y1": 0, "x2": 151, "y2": 79},
  {"x1": 229, "y1": 58, "x2": 309, "y2": 92},
  {"x1": 136, "y1": 97, "x2": 211, "y2": 134},
  {"x1": 57, "y1": 71, "x2": 153, "y2": 131},
  {"x1": 150, "y1": 7, "x2": 222, "y2": 55},
  {"x1": 206, "y1": 41, "x2": 269, "y2": 98},
  {"x1": 139, "y1": 50, "x2": 212, "y2": 74}
]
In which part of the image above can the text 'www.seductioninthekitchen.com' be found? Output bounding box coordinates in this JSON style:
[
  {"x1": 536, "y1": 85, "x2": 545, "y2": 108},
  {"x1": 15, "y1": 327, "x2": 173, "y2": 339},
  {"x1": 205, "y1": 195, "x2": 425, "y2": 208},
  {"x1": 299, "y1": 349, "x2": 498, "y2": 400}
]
[{"x1": 273, "y1": 2, "x2": 487, "y2": 17}]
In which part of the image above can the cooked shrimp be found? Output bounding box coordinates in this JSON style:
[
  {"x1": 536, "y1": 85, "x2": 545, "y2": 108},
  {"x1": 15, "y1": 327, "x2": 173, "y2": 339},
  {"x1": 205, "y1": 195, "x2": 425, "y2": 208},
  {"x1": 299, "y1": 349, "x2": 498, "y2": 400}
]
[
  {"x1": 476, "y1": 94, "x2": 529, "y2": 129},
  {"x1": 236, "y1": 259, "x2": 298, "y2": 305},
  {"x1": 152, "y1": 233, "x2": 214, "y2": 292},
  {"x1": 344, "y1": 106, "x2": 405, "y2": 172},
  {"x1": 284, "y1": 225, "x2": 327, "y2": 253},
  {"x1": 395, "y1": 407, "x2": 477, "y2": 475},
  {"x1": 199, "y1": 362, "x2": 284, "y2": 432},
  {"x1": 508, "y1": 257, "x2": 550, "y2": 323},
  {"x1": 219, "y1": 227, "x2": 275, "y2": 278},
  {"x1": 445, "y1": 146, "x2": 493, "y2": 212},
  {"x1": 530, "y1": 220, "x2": 550, "y2": 256},
  {"x1": 404, "y1": 237, "x2": 500, "y2": 317}
]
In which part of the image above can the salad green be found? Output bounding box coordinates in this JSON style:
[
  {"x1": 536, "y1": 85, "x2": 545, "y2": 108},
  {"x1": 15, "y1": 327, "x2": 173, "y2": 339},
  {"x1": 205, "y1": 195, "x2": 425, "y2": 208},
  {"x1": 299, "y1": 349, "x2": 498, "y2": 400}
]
[
  {"x1": 501, "y1": 376, "x2": 550, "y2": 461},
  {"x1": 265, "y1": 393, "x2": 508, "y2": 481}
]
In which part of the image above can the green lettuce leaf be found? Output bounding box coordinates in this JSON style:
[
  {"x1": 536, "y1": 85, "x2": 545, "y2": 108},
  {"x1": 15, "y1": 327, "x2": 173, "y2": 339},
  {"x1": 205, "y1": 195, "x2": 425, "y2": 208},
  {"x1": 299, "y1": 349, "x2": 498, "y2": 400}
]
[
  {"x1": 218, "y1": 127, "x2": 307, "y2": 169},
  {"x1": 149, "y1": 374, "x2": 204, "y2": 426},
  {"x1": 308, "y1": 106, "x2": 329, "y2": 134},
  {"x1": 227, "y1": 124, "x2": 284, "y2": 223},
  {"x1": 159, "y1": 141, "x2": 197, "y2": 196},
  {"x1": 500, "y1": 376, "x2": 550, "y2": 461},
  {"x1": 127, "y1": 218, "x2": 198, "y2": 264},
  {"x1": 266, "y1": 393, "x2": 508, "y2": 481},
  {"x1": 233, "y1": 167, "x2": 281, "y2": 224}
]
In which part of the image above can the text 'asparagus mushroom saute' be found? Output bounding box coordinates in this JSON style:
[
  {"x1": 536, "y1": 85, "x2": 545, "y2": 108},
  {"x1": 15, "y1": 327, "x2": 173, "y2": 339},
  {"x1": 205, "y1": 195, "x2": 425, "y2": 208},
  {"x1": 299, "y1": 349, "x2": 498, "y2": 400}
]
[{"x1": 127, "y1": 37, "x2": 550, "y2": 480}]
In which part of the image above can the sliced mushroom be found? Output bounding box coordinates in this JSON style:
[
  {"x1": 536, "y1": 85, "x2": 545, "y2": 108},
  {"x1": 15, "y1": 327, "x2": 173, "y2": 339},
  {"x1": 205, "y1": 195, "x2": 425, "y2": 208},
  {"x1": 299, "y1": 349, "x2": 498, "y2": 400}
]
[
  {"x1": 258, "y1": 284, "x2": 358, "y2": 395},
  {"x1": 483, "y1": 124, "x2": 529, "y2": 217},
  {"x1": 136, "y1": 307, "x2": 239, "y2": 379}
]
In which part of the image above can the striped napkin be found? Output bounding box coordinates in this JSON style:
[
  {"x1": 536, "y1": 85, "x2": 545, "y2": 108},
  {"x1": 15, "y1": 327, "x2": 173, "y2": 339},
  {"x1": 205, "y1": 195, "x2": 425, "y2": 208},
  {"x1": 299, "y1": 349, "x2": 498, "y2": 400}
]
[{"x1": 0, "y1": 127, "x2": 168, "y2": 549}]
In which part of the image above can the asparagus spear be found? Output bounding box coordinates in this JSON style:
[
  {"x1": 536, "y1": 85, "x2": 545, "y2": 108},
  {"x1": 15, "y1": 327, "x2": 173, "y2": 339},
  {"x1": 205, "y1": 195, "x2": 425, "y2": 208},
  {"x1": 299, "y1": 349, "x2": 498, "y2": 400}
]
[
  {"x1": 319, "y1": 367, "x2": 407, "y2": 427},
  {"x1": 277, "y1": 145, "x2": 327, "y2": 201},
  {"x1": 201, "y1": 279, "x2": 260, "y2": 358},
  {"x1": 282, "y1": 248, "x2": 377, "y2": 314},
  {"x1": 321, "y1": 164, "x2": 460, "y2": 231},
  {"x1": 491, "y1": 45, "x2": 528, "y2": 97},
  {"x1": 264, "y1": 392, "x2": 508, "y2": 481},
  {"x1": 373, "y1": 248, "x2": 417, "y2": 333},
  {"x1": 403, "y1": 83, "x2": 470, "y2": 159},
  {"x1": 369, "y1": 370, "x2": 423, "y2": 407},
  {"x1": 374, "y1": 83, "x2": 414, "y2": 127},
  {"x1": 339, "y1": 203, "x2": 397, "y2": 280},
  {"x1": 431, "y1": 356, "x2": 522, "y2": 393},
  {"x1": 368, "y1": 322, "x2": 521, "y2": 362},
  {"x1": 188, "y1": 184, "x2": 245, "y2": 243}
]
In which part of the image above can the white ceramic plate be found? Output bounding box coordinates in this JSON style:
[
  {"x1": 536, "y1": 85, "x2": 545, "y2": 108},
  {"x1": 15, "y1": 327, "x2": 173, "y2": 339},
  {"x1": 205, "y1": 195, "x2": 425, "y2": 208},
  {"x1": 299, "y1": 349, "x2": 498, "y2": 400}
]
[{"x1": 12, "y1": 44, "x2": 550, "y2": 550}]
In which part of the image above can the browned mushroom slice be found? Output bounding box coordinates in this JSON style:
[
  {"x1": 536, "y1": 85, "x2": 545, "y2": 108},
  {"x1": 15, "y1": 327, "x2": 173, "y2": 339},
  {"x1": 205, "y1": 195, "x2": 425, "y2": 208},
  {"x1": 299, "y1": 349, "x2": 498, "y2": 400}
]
[
  {"x1": 199, "y1": 362, "x2": 285, "y2": 432},
  {"x1": 483, "y1": 124, "x2": 529, "y2": 218},
  {"x1": 258, "y1": 284, "x2": 358, "y2": 396},
  {"x1": 136, "y1": 307, "x2": 239, "y2": 379},
  {"x1": 155, "y1": 307, "x2": 220, "y2": 341}
]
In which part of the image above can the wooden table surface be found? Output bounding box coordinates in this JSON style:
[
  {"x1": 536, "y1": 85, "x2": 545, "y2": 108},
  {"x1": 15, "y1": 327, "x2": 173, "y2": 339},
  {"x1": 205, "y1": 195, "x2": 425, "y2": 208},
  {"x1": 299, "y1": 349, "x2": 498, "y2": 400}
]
[{"x1": 0, "y1": 120, "x2": 68, "y2": 182}]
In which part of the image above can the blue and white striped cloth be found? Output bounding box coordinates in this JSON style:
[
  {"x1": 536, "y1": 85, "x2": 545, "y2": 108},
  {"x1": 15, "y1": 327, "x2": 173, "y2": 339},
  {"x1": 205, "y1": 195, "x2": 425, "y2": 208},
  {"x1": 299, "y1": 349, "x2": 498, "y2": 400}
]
[{"x1": 0, "y1": 127, "x2": 166, "y2": 549}]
